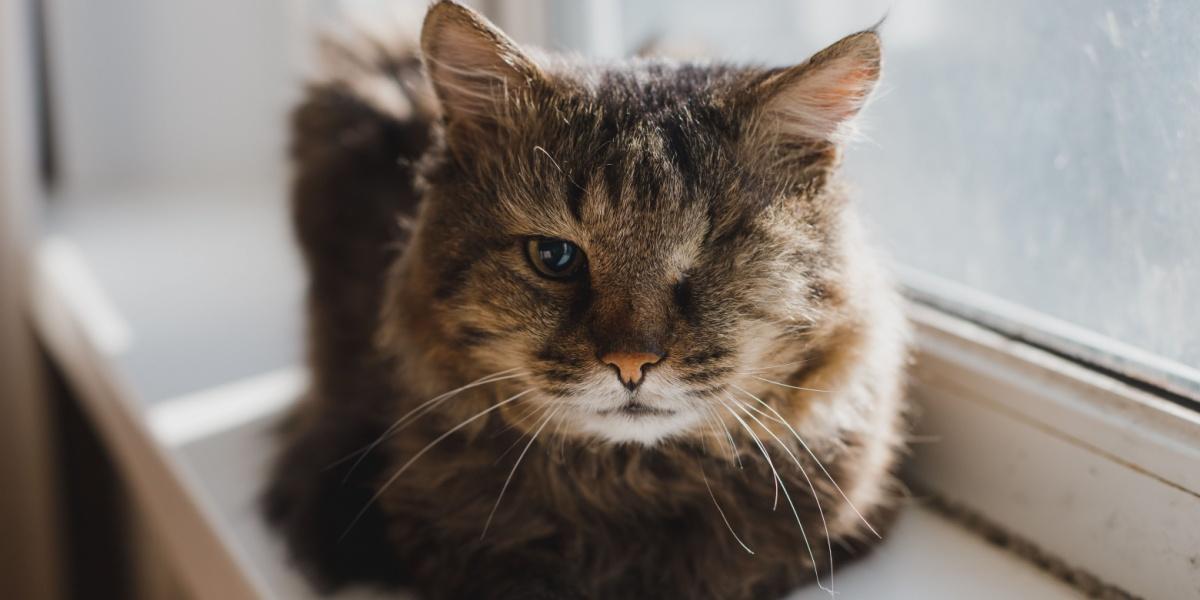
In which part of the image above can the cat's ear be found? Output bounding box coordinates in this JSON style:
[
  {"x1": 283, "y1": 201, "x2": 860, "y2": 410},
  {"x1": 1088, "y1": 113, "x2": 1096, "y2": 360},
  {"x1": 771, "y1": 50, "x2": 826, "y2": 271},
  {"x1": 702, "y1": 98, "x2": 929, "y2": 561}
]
[
  {"x1": 420, "y1": 1, "x2": 543, "y2": 133},
  {"x1": 748, "y1": 30, "x2": 881, "y2": 146}
]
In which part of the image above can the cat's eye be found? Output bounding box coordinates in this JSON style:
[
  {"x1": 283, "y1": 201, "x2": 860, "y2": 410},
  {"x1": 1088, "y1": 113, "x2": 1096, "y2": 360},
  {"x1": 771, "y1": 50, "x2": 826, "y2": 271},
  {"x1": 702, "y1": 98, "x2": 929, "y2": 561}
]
[{"x1": 525, "y1": 238, "x2": 585, "y2": 279}]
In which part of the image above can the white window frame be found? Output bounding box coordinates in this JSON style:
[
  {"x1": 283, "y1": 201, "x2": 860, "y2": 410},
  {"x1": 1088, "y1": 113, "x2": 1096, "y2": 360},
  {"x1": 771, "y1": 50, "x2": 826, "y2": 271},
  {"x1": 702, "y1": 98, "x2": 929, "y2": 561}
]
[{"x1": 907, "y1": 303, "x2": 1200, "y2": 599}]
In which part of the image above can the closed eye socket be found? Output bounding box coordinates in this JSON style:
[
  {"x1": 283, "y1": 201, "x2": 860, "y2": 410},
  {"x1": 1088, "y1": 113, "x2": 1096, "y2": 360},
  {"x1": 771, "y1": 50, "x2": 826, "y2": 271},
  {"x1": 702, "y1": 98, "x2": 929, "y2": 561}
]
[{"x1": 525, "y1": 237, "x2": 586, "y2": 279}]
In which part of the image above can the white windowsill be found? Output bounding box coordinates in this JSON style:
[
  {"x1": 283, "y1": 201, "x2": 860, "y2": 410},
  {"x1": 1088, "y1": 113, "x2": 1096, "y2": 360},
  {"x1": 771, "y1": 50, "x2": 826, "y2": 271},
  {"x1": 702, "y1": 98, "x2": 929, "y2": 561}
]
[
  {"x1": 28, "y1": 180, "x2": 1120, "y2": 599},
  {"x1": 905, "y1": 304, "x2": 1200, "y2": 599}
]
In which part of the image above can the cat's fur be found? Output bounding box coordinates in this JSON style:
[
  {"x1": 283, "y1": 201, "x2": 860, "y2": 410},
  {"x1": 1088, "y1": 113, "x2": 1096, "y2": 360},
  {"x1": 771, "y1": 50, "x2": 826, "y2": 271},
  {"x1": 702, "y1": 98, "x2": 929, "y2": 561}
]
[{"x1": 265, "y1": 2, "x2": 910, "y2": 598}]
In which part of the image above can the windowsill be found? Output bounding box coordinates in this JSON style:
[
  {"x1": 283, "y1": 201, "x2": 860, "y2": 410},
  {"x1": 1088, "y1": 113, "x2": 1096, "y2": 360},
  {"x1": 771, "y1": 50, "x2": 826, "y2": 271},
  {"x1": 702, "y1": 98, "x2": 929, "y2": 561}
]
[{"x1": 31, "y1": 180, "x2": 1106, "y2": 599}]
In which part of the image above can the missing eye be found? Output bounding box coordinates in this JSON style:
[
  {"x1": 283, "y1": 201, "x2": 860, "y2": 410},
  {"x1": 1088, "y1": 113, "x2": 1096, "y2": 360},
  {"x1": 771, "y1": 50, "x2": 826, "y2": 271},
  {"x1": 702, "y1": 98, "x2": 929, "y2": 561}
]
[{"x1": 525, "y1": 237, "x2": 586, "y2": 279}]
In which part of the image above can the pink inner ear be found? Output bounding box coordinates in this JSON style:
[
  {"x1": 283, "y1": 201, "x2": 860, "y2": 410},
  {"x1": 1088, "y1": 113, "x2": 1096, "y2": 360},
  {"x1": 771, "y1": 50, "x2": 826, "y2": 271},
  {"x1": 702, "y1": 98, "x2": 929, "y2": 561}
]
[
  {"x1": 763, "y1": 55, "x2": 880, "y2": 141},
  {"x1": 421, "y1": 6, "x2": 539, "y2": 126},
  {"x1": 826, "y1": 68, "x2": 878, "y2": 118},
  {"x1": 426, "y1": 36, "x2": 513, "y2": 119}
]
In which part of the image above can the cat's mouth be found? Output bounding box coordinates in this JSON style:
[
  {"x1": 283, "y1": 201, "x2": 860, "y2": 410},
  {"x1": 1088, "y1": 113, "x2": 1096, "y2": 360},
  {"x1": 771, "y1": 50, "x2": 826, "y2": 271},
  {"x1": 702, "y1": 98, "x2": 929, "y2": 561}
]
[{"x1": 600, "y1": 403, "x2": 675, "y2": 417}]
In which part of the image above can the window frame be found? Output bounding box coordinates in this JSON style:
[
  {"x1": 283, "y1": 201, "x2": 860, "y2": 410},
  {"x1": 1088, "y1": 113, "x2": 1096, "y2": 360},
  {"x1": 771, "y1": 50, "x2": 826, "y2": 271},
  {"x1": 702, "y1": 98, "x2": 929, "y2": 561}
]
[{"x1": 906, "y1": 303, "x2": 1200, "y2": 599}]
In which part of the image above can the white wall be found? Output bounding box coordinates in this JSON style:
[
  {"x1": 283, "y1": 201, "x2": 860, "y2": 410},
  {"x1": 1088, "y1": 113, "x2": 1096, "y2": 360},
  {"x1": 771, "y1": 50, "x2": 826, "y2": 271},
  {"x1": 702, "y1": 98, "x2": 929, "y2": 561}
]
[{"x1": 43, "y1": 0, "x2": 307, "y2": 189}]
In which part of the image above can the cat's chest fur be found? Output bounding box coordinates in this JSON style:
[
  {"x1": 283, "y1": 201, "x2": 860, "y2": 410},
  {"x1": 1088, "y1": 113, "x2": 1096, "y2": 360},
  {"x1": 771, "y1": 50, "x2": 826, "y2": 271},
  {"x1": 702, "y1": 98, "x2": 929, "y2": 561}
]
[{"x1": 375, "y1": 407, "x2": 881, "y2": 599}]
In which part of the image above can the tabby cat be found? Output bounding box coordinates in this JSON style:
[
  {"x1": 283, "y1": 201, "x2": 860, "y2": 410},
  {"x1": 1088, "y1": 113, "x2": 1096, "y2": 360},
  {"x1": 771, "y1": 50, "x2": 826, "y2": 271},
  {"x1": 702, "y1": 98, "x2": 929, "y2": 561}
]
[{"x1": 265, "y1": 2, "x2": 910, "y2": 598}]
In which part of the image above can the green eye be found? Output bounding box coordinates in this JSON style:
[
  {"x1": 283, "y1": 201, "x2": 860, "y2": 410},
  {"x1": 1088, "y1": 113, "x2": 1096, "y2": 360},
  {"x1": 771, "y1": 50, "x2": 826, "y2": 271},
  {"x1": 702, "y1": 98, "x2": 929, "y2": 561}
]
[{"x1": 526, "y1": 238, "x2": 585, "y2": 279}]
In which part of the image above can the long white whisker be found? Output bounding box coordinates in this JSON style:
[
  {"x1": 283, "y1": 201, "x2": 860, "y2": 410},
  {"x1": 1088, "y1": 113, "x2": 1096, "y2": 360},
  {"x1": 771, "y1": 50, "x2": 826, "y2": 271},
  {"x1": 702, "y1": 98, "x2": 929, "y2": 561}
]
[
  {"x1": 397, "y1": 368, "x2": 524, "y2": 429},
  {"x1": 492, "y1": 401, "x2": 570, "y2": 463},
  {"x1": 702, "y1": 403, "x2": 742, "y2": 467},
  {"x1": 500, "y1": 401, "x2": 546, "y2": 434},
  {"x1": 336, "y1": 369, "x2": 525, "y2": 479},
  {"x1": 700, "y1": 463, "x2": 754, "y2": 555},
  {"x1": 552, "y1": 405, "x2": 570, "y2": 463},
  {"x1": 339, "y1": 388, "x2": 535, "y2": 541},
  {"x1": 731, "y1": 396, "x2": 836, "y2": 595},
  {"x1": 731, "y1": 383, "x2": 881, "y2": 539},
  {"x1": 698, "y1": 411, "x2": 725, "y2": 458},
  {"x1": 720, "y1": 396, "x2": 779, "y2": 510},
  {"x1": 751, "y1": 375, "x2": 829, "y2": 394},
  {"x1": 387, "y1": 369, "x2": 525, "y2": 434},
  {"x1": 718, "y1": 396, "x2": 824, "y2": 591},
  {"x1": 734, "y1": 360, "x2": 807, "y2": 375},
  {"x1": 481, "y1": 405, "x2": 560, "y2": 539}
]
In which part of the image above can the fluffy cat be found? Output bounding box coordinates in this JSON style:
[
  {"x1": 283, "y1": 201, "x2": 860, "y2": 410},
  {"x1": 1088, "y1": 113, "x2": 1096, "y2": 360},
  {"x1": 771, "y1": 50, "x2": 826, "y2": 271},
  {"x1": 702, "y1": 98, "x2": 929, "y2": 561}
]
[{"x1": 265, "y1": 2, "x2": 910, "y2": 598}]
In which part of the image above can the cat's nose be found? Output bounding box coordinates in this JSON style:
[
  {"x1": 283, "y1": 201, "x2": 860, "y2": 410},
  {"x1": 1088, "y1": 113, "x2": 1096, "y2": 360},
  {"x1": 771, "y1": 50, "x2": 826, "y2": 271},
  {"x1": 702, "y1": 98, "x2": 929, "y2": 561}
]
[{"x1": 600, "y1": 352, "x2": 663, "y2": 390}]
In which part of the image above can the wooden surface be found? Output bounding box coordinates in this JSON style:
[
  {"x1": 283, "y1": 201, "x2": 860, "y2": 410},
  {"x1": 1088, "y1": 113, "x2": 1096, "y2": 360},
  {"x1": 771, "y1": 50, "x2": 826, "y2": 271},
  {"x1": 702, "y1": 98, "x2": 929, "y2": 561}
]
[{"x1": 0, "y1": 0, "x2": 62, "y2": 596}]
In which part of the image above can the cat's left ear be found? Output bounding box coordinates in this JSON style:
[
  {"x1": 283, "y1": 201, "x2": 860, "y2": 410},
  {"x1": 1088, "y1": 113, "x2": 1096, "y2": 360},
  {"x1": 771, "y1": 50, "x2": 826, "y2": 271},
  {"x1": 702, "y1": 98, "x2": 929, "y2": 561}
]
[
  {"x1": 420, "y1": 1, "x2": 543, "y2": 136},
  {"x1": 747, "y1": 30, "x2": 881, "y2": 147}
]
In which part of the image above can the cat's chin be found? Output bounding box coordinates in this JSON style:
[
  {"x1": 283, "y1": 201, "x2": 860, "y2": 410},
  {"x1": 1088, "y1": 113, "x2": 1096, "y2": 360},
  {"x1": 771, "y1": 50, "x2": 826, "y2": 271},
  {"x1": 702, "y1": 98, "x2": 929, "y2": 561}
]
[{"x1": 572, "y1": 407, "x2": 705, "y2": 446}]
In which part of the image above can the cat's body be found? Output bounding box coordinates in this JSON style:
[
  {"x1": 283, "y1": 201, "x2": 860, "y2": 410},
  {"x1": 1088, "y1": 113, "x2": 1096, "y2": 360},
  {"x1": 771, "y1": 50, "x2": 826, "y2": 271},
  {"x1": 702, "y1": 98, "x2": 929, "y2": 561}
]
[{"x1": 265, "y1": 3, "x2": 910, "y2": 599}]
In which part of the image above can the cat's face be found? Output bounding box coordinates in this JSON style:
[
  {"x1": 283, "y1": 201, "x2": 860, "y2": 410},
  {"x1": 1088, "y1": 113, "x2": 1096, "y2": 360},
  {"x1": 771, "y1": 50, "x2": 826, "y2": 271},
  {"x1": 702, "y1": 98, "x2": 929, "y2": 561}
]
[{"x1": 386, "y1": 2, "x2": 881, "y2": 445}]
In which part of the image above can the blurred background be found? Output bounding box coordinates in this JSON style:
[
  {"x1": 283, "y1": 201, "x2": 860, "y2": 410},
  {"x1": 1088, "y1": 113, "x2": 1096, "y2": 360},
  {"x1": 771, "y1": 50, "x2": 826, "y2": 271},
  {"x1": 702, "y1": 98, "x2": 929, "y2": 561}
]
[{"x1": 2, "y1": 1, "x2": 1198, "y2": 599}]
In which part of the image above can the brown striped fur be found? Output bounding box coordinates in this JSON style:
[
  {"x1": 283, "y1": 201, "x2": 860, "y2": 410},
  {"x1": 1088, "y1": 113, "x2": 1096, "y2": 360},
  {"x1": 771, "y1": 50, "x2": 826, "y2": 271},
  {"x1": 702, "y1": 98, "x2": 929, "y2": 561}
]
[{"x1": 265, "y1": 3, "x2": 910, "y2": 598}]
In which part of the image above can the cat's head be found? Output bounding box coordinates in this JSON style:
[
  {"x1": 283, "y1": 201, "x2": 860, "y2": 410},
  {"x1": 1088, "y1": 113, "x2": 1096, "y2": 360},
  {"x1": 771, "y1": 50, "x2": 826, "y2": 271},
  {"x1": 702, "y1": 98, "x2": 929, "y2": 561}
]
[{"x1": 383, "y1": 1, "x2": 884, "y2": 446}]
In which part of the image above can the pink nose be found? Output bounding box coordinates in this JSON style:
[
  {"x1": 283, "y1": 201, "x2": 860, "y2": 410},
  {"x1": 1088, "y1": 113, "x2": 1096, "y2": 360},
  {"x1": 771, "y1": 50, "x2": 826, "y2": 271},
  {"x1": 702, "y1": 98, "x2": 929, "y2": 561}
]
[{"x1": 601, "y1": 352, "x2": 663, "y2": 389}]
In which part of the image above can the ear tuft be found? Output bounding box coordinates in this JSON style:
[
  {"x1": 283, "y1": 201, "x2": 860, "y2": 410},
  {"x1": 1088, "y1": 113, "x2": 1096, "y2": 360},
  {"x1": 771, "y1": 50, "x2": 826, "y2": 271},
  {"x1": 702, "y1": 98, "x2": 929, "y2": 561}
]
[
  {"x1": 419, "y1": 1, "x2": 541, "y2": 129},
  {"x1": 756, "y1": 30, "x2": 882, "y2": 143}
]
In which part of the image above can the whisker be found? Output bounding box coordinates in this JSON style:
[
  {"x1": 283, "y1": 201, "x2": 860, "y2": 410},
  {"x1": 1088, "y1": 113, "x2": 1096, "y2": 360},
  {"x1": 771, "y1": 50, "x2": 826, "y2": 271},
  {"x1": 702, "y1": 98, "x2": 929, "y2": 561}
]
[
  {"x1": 731, "y1": 383, "x2": 881, "y2": 539},
  {"x1": 724, "y1": 396, "x2": 782, "y2": 508},
  {"x1": 493, "y1": 399, "x2": 565, "y2": 441},
  {"x1": 333, "y1": 369, "x2": 525, "y2": 479},
  {"x1": 320, "y1": 444, "x2": 369, "y2": 472},
  {"x1": 731, "y1": 396, "x2": 836, "y2": 595},
  {"x1": 750, "y1": 375, "x2": 829, "y2": 394},
  {"x1": 698, "y1": 412, "x2": 724, "y2": 458},
  {"x1": 722, "y1": 396, "x2": 779, "y2": 510},
  {"x1": 701, "y1": 403, "x2": 742, "y2": 467},
  {"x1": 718, "y1": 396, "x2": 825, "y2": 590},
  {"x1": 715, "y1": 396, "x2": 820, "y2": 588},
  {"x1": 552, "y1": 406, "x2": 570, "y2": 463},
  {"x1": 495, "y1": 402, "x2": 543, "y2": 435},
  {"x1": 700, "y1": 462, "x2": 754, "y2": 555},
  {"x1": 392, "y1": 368, "x2": 524, "y2": 432},
  {"x1": 481, "y1": 405, "x2": 560, "y2": 539},
  {"x1": 339, "y1": 388, "x2": 535, "y2": 542},
  {"x1": 492, "y1": 401, "x2": 570, "y2": 463},
  {"x1": 734, "y1": 360, "x2": 807, "y2": 375}
]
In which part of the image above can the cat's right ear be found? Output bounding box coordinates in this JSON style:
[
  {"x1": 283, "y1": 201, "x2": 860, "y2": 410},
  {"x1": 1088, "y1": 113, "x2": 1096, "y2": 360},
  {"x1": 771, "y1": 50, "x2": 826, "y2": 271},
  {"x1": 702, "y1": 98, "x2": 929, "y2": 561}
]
[
  {"x1": 743, "y1": 30, "x2": 882, "y2": 152},
  {"x1": 420, "y1": 1, "x2": 543, "y2": 136}
]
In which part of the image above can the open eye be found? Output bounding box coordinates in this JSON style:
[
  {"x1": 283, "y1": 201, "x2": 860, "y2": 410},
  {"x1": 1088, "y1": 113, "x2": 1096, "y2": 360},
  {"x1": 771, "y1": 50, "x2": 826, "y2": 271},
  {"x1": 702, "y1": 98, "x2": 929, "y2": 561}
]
[{"x1": 525, "y1": 237, "x2": 585, "y2": 279}]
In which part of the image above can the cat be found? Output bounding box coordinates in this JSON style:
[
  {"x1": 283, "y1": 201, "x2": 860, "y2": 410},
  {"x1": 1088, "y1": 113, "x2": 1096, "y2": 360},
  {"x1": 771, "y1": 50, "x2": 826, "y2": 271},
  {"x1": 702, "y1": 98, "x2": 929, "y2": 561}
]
[{"x1": 264, "y1": 2, "x2": 910, "y2": 598}]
